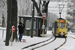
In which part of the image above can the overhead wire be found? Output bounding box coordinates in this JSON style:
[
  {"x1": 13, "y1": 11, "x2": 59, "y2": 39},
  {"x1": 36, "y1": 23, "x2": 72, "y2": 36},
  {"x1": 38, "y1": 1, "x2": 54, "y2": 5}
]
[{"x1": 48, "y1": 0, "x2": 75, "y2": 15}]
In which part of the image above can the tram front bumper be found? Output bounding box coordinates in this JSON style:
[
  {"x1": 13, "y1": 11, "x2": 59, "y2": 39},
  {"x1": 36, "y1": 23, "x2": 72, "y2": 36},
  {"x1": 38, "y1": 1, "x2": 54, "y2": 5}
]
[{"x1": 56, "y1": 33, "x2": 67, "y2": 37}]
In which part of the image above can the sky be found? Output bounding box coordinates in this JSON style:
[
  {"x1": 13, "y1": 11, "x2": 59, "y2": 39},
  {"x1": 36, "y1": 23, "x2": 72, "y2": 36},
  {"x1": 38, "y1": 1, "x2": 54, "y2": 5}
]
[
  {"x1": 48, "y1": 2, "x2": 68, "y2": 19},
  {"x1": 0, "y1": 27, "x2": 75, "y2": 50}
]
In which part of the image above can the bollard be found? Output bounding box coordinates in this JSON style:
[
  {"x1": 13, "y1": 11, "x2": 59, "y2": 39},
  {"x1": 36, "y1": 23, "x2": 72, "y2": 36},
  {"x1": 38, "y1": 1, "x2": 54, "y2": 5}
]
[{"x1": 11, "y1": 30, "x2": 13, "y2": 46}]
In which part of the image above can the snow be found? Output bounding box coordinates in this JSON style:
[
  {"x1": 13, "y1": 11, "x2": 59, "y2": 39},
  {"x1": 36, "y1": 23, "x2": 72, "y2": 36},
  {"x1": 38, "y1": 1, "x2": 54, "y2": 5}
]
[
  {"x1": 0, "y1": 27, "x2": 75, "y2": 50},
  {"x1": 0, "y1": 1, "x2": 75, "y2": 50},
  {"x1": 18, "y1": 15, "x2": 42, "y2": 18}
]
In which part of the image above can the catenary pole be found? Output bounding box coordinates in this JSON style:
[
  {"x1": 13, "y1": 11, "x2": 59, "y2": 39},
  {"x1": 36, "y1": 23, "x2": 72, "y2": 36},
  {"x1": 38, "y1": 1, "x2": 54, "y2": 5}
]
[
  {"x1": 5, "y1": 0, "x2": 12, "y2": 46},
  {"x1": 31, "y1": 0, "x2": 35, "y2": 38}
]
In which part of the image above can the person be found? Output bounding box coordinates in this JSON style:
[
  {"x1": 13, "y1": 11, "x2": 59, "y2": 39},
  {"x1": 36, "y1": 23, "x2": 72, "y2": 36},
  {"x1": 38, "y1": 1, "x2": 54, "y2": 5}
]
[{"x1": 18, "y1": 22, "x2": 25, "y2": 42}]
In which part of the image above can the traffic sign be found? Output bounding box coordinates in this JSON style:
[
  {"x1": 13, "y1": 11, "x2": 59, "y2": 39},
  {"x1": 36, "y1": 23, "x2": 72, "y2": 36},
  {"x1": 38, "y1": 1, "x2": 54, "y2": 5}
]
[
  {"x1": 42, "y1": 13, "x2": 46, "y2": 19},
  {"x1": 42, "y1": 25, "x2": 45, "y2": 29},
  {"x1": 12, "y1": 26, "x2": 15, "y2": 32}
]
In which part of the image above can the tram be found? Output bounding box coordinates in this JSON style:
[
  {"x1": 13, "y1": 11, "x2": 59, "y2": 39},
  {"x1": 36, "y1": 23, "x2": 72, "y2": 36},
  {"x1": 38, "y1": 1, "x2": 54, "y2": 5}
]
[{"x1": 52, "y1": 18, "x2": 68, "y2": 38}]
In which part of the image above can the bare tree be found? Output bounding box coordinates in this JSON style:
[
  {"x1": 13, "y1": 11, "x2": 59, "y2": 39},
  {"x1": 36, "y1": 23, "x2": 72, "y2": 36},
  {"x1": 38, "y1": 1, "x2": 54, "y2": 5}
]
[
  {"x1": 31, "y1": 0, "x2": 50, "y2": 36},
  {"x1": 9, "y1": 0, "x2": 50, "y2": 39},
  {"x1": 31, "y1": 0, "x2": 50, "y2": 16}
]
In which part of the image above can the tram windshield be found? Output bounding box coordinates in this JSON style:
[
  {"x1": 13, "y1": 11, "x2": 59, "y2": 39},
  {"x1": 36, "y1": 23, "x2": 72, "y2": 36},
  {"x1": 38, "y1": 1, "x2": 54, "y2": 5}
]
[{"x1": 59, "y1": 23, "x2": 65, "y2": 28}]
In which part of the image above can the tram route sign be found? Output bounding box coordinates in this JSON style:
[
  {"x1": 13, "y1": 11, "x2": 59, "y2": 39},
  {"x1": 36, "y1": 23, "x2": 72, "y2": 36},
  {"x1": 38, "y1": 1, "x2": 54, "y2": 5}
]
[
  {"x1": 12, "y1": 26, "x2": 15, "y2": 32},
  {"x1": 42, "y1": 13, "x2": 46, "y2": 19}
]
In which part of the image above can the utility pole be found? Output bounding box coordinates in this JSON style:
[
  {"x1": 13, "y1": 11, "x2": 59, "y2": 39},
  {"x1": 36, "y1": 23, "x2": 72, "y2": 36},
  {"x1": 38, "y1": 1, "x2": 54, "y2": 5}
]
[
  {"x1": 58, "y1": 4, "x2": 65, "y2": 18},
  {"x1": 38, "y1": 0, "x2": 41, "y2": 16},
  {"x1": 45, "y1": 5, "x2": 48, "y2": 34},
  {"x1": 59, "y1": 12, "x2": 61, "y2": 18},
  {"x1": 31, "y1": 0, "x2": 35, "y2": 38},
  {"x1": 42, "y1": 1, "x2": 46, "y2": 37},
  {"x1": 59, "y1": 4, "x2": 61, "y2": 18},
  {"x1": 5, "y1": 0, "x2": 12, "y2": 46},
  {"x1": 38, "y1": 0, "x2": 41, "y2": 37}
]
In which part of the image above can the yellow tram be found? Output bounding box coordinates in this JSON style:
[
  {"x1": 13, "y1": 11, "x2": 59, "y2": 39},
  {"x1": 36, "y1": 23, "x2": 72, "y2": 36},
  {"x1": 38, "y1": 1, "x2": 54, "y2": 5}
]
[{"x1": 52, "y1": 18, "x2": 68, "y2": 38}]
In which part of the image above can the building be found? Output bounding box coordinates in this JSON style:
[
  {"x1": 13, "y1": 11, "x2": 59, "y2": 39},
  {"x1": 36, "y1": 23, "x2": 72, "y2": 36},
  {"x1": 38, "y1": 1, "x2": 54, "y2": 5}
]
[
  {"x1": 66, "y1": 0, "x2": 75, "y2": 24},
  {"x1": 66, "y1": 0, "x2": 75, "y2": 31}
]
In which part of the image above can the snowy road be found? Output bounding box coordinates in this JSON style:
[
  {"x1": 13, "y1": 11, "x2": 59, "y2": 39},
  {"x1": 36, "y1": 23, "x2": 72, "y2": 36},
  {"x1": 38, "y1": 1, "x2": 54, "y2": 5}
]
[
  {"x1": 22, "y1": 31, "x2": 75, "y2": 50},
  {"x1": 34, "y1": 37, "x2": 75, "y2": 50},
  {"x1": 0, "y1": 29, "x2": 75, "y2": 50}
]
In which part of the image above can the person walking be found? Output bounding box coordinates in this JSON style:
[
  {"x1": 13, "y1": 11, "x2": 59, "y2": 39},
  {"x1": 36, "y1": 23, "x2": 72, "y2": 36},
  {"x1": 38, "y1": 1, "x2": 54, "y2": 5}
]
[{"x1": 18, "y1": 22, "x2": 25, "y2": 42}]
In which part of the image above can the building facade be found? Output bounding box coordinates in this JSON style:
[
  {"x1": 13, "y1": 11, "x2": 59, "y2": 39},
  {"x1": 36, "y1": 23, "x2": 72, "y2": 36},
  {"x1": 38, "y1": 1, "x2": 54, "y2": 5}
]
[{"x1": 66, "y1": 0, "x2": 75, "y2": 24}]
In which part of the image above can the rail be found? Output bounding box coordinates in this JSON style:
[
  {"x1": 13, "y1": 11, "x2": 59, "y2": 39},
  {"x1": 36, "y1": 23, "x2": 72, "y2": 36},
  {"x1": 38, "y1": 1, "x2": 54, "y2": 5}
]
[
  {"x1": 55, "y1": 38, "x2": 67, "y2": 50},
  {"x1": 31, "y1": 37, "x2": 56, "y2": 50},
  {"x1": 22, "y1": 36, "x2": 53, "y2": 50}
]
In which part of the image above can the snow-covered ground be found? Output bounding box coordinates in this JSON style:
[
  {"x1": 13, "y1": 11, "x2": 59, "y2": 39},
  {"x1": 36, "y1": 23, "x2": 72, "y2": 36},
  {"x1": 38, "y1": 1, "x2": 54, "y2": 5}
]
[{"x1": 0, "y1": 27, "x2": 75, "y2": 50}]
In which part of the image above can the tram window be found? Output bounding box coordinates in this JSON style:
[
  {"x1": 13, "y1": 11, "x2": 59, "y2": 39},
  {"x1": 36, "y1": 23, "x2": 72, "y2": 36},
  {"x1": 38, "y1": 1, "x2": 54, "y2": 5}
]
[{"x1": 59, "y1": 23, "x2": 65, "y2": 28}]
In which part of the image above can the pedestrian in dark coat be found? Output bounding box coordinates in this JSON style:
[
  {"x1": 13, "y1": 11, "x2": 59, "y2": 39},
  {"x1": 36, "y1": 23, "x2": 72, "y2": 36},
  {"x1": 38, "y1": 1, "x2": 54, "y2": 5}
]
[{"x1": 18, "y1": 22, "x2": 25, "y2": 42}]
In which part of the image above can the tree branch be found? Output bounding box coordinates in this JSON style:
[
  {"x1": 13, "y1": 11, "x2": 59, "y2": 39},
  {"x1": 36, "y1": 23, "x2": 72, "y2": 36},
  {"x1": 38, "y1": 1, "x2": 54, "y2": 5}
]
[{"x1": 31, "y1": 0, "x2": 42, "y2": 16}]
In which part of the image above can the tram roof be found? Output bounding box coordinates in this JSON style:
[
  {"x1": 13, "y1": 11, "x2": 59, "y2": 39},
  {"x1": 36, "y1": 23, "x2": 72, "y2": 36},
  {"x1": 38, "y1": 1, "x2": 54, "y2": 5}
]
[{"x1": 18, "y1": 15, "x2": 42, "y2": 19}]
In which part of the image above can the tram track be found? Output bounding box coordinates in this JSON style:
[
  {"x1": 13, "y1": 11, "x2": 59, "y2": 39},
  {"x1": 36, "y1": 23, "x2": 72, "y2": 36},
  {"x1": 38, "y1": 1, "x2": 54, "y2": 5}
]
[
  {"x1": 22, "y1": 36, "x2": 53, "y2": 50},
  {"x1": 55, "y1": 38, "x2": 67, "y2": 50},
  {"x1": 31, "y1": 37, "x2": 56, "y2": 50},
  {"x1": 31, "y1": 38, "x2": 67, "y2": 50},
  {"x1": 22, "y1": 33, "x2": 68, "y2": 50}
]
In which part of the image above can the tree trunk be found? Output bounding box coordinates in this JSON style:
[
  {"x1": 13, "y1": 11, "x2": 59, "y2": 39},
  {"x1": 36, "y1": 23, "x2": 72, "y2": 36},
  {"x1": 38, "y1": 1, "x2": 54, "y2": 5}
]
[
  {"x1": 31, "y1": 0, "x2": 42, "y2": 16},
  {"x1": 11, "y1": 0, "x2": 18, "y2": 41}
]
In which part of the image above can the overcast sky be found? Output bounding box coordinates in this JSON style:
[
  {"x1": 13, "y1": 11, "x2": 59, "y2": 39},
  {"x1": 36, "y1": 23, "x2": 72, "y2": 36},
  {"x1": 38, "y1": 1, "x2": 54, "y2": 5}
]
[{"x1": 48, "y1": 2, "x2": 68, "y2": 19}]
